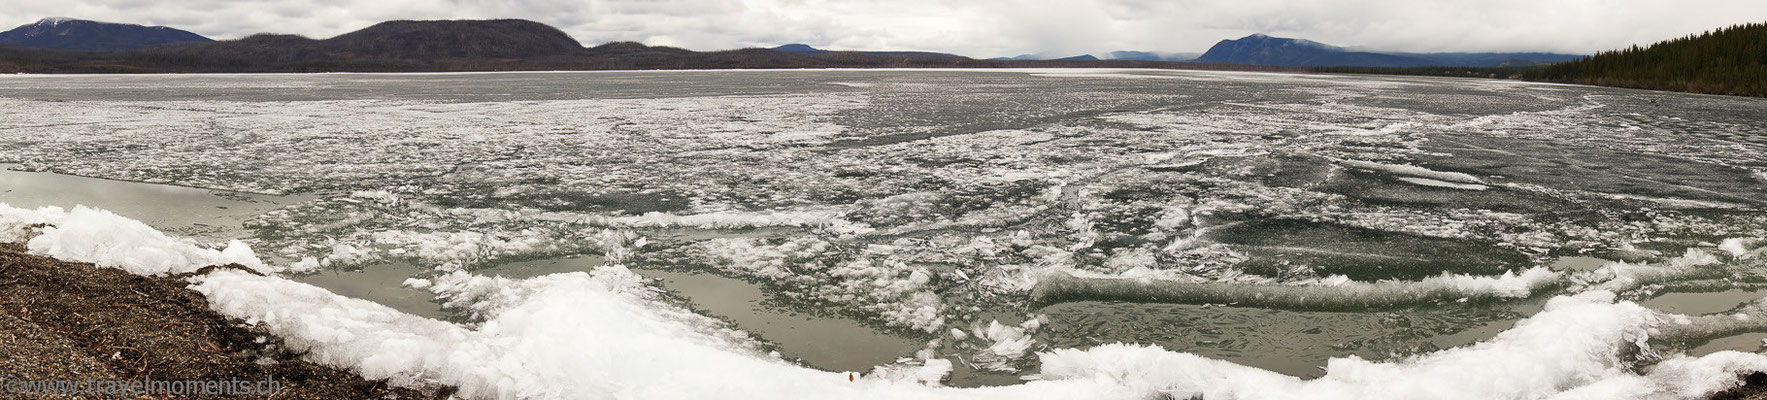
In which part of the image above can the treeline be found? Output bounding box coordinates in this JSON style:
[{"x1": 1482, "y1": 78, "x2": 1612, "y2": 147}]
[
  {"x1": 1312, "y1": 65, "x2": 1537, "y2": 80},
  {"x1": 1535, "y1": 22, "x2": 1766, "y2": 96},
  {"x1": 1319, "y1": 22, "x2": 1767, "y2": 97}
]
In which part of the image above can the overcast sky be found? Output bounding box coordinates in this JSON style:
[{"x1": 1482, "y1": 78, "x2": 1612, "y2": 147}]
[{"x1": 7, "y1": 0, "x2": 1766, "y2": 57}]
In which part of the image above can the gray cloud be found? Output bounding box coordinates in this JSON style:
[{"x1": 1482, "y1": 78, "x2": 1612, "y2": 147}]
[{"x1": 6, "y1": 0, "x2": 1765, "y2": 57}]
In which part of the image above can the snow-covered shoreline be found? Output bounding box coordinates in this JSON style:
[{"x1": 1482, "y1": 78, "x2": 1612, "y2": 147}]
[{"x1": 6, "y1": 202, "x2": 1767, "y2": 399}]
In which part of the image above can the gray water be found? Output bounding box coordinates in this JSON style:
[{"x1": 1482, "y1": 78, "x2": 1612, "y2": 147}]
[{"x1": 0, "y1": 163, "x2": 312, "y2": 240}]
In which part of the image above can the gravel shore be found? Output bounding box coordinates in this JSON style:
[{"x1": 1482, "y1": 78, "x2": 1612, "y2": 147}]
[{"x1": 0, "y1": 242, "x2": 449, "y2": 399}]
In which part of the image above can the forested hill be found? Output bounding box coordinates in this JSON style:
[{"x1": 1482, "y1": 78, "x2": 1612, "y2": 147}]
[
  {"x1": 1320, "y1": 22, "x2": 1766, "y2": 97},
  {"x1": 1534, "y1": 22, "x2": 1766, "y2": 97}
]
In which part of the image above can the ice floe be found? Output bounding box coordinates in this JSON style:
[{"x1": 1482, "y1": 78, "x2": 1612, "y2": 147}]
[
  {"x1": 7, "y1": 195, "x2": 1767, "y2": 399},
  {"x1": 1031, "y1": 267, "x2": 1560, "y2": 310},
  {"x1": 1337, "y1": 159, "x2": 1486, "y2": 185}
]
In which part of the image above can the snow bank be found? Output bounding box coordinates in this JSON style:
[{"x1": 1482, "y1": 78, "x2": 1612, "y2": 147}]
[
  {"x1": 1551, "y1": 351, "x2": 1767, "y2": 400},
  {"x1": 194, "y1": 267, "x2": 1124, "y2": 400},
  {"x1": 0, "y1": 203, "x2": 64, "y2": 242},
  {"x1": 1036, "y1": 292, "x2": 1767, "y2": 400},
  {"x1": 1031, "y1": 267, "x2": 1560, "y2": 310},
  {"x1": 0, "y1": 203, "x2": 270, "y2": 275}
]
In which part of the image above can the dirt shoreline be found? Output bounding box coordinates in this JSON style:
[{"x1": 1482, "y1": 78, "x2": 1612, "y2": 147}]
[{"x1": 0, "y1": 242, "x2": 449, "y2": 399}]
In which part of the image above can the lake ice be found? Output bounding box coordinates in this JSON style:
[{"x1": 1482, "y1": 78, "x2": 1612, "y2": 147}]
[{"x1": 3, "y1": 68, "x2": 1766, "y2": 399}]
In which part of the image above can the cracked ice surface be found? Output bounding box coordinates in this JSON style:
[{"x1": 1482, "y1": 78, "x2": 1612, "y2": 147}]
[
  {"x1": 5, "y1": 69, "x2": 1767, "y2": 387},
  {"x1": 11, "y1": 203, "x2": 1767, "y2": 400}
]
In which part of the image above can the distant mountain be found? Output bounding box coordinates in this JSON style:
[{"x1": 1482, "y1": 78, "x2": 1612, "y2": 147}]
[
  {"x1": 141, "y1": 19, "x2": 592, "y2": 66},
  {"x1": 320, "y1": 19, "x2": 584, "y2": 59},
  {"x1": 772, "y1": 44, "x2": 822, "y2": 53},
  {"x1": 1197, "y1": 34, "x2": 1583, "y2": 67},
  {"x1": 0, "y1": 17, "x2": 211, "y2": 52},
  {"x1": 989, "y1": 53, "x2": 1098, "y2": 61},
  {"x1": 995, "y1": 52, "x2": 1192, "y2": 62},
  {"x1": 1105, "y1": 51, "x2": 1198, "y2": 62},
  {"x1": 1197, "y1": 34, "x2": 1433, "y2": 67},
  {"x1": 770, "y1": 44, "x2": 968, "y2": 59}
]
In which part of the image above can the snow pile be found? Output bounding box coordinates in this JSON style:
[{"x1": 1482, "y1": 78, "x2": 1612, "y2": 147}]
[
  {"x1": 0, "y1": 203, "x2": 270, "y2": 275},
  {"x1": 0, "y1": 203, "x2": 65, "y2": 242},
  {"x1": 194, "y1": 266, "x2": 1127, "y2": 400},
  {"x1": 1337, "y1": 159, "x2": 1486, "y2": 185},
  {"x1": 196, "y1": 265, "x2": 862, "y2": 399},
  {"x1": 1550, "y1": 352, "x2": 1767, "y2": 400},
  {"x1": 1034, "y1": 292, "x2": 1766, "y2": 400},
  {"x1": 1032, "y1": 267, "x2": 1561, "y2": 310}
]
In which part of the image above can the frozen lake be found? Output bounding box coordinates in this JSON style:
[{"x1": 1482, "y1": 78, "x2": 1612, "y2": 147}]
[{"x1": 3, "y1": 69, "x2": 1766, "y2": 388}]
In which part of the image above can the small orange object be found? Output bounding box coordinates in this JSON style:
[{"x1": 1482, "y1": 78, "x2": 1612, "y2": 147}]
[{"x1": 848, "y1": 372, "x2": 855, "y2": 382}]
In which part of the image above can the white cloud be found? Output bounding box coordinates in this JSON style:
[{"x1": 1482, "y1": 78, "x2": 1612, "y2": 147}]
[{"x1": 4, "y1": 0, "x2": 1765, "y2": 57}]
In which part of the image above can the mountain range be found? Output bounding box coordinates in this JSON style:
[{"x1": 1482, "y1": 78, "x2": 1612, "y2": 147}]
[
  {"x1": 0, "y1": 17, "x2": 1753, "y2": 98},
  {"x1": 0, "y1": 17, "x2": 1585, "y2": 73},
  {"x1": 978, "y1": 35, "x2": 1578, "y2": 67},
  {"x1": 771, "y1": 44, "x2": 968, "y2": 59},
  {"x1": 0, "y1": 18, "x2": 1305, "y2": 74},
  {"x1": 993, "y1": 51, "x2": 1196, "y2": 62},
  {"x1": 1195, "y1": 33, "x2": 1582, "y2": 67},
  {"x1": 990, "y1": 53, "x2": 1099, "y2": 61},
  {"x1": 0, "y1": 17, "x2": 211, "y2": 51},
  {"x1": 1105, "y1": 51, "x2": 1202, "y2": 62}
]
